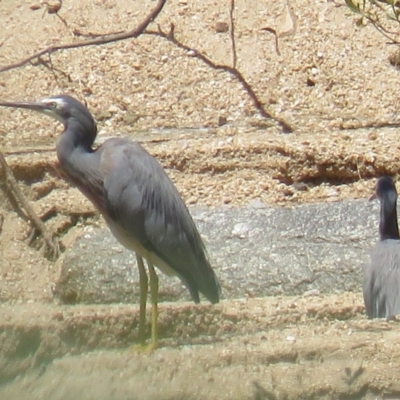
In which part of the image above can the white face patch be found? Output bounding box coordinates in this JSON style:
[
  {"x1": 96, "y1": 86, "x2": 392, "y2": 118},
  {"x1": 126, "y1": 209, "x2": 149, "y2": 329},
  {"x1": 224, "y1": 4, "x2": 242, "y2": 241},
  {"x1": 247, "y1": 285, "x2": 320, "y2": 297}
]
[{"x1": 39, "y1": 97, "x2": 67, "y2": 123}]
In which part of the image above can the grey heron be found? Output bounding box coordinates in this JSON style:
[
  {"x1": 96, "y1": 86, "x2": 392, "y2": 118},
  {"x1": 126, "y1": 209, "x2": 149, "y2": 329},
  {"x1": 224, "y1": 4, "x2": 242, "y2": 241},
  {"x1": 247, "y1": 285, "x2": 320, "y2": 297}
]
[
  {"x1": 363, "y1": 176, "x2": 400, "y2": 318},
  {"x1": 0, "y1": 95, "x2": 221, "y2": 348}
]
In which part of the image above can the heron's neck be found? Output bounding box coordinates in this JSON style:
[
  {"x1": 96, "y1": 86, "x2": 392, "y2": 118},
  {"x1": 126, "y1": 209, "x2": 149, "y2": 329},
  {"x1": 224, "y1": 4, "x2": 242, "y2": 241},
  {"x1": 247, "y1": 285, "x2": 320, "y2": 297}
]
[
  {"x1": 379, "y1": 199, "x2": 400, "y2": 241},
  {"x1": 56, "y1": 120, "x2": 97, "y2": 178}
]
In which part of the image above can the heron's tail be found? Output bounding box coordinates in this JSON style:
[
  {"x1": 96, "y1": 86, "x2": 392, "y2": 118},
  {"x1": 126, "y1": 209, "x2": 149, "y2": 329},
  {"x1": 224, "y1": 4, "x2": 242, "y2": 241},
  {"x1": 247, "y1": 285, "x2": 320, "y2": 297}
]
[{"x1": 185, "y1": 260, "x2": 221, "y2": 304}]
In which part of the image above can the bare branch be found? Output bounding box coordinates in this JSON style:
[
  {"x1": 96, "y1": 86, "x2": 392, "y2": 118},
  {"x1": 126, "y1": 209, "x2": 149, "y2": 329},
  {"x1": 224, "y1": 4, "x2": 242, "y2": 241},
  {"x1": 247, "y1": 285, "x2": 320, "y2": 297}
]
[
  {"x1": 229, "y1": 0, "x2": 237, "y2": 68},
  {"x1": 32, "y1": 55, "x2": 72, "y2": 83},
  {"x1": 340, "y1": 120, "x2": 400, "y2": 130},
  {"x1": 345, "y1": 0, "x2": 400, "y2": 44},
  {"x1": 0, "y1": 151, "x2": 60, "y2": 259},
  {"x1": 146, "y1": 25, "x2": 293, "y2": 133},
  {"x1": 42, "y1": 0, "x2": 68, "y2": 28},
  {"x1": 0, "y1": 0, "x2": 292, "y2": 133},
  {"x1": 367, "y1": 15, "x2": 400, "y2": 44},
  {"x1": 72, "y1": 29, "x2": 125, "y2": 39},
  {"x1": 0, "y1": 0, "x2": 167, "y2": 74},
  {"x1": 260, "y1": 27, "x2": 281, "y2": 56}
]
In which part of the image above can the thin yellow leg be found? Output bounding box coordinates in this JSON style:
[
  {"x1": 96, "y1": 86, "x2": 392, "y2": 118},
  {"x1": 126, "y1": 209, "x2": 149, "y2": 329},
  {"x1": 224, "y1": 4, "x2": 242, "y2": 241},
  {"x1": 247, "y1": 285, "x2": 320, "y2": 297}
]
[
  {"x1": 136, "y1": 254, "x2": 148, "y2": 345},
  {"x1": 148, "y1": 262, "x2": 159, "y2": 349}
]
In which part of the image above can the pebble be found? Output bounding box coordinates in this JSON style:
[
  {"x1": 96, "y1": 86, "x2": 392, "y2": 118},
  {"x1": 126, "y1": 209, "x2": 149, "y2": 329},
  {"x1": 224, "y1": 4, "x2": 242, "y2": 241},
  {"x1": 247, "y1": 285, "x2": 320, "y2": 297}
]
[
  {"x1": 187, "y1": 196, "x2": 198, "y2": 205},
  {"x1": 218, "y1": 116, "x2": 227, "y2": 126},
  {"x1": 215, "y1": 22, "x2": 229, "y2": 33},
  {"x1": 108, "y1": 105, "x2": 119, "y2": 113},
  {"x1": 123, "y1": 113, "x2": 140, "y2": 126},
  {"x1": 29, "y1": 3, "x2": 41, "y2": 10},
  {"x1": 232, "y1": 223, "x2": 250, "y2": 239},
  {"x1": 4, "y1": 244, "x2": 21, "y2": 260},
  {"x1": 46, "y1": 0, "x2": 62, "y2": 14}
]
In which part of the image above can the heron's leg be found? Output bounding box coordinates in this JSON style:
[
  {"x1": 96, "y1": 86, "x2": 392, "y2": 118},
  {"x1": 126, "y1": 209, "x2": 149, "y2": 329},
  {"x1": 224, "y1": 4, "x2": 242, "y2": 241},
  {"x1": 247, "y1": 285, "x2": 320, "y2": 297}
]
[
  {"x1": 136, "y1": 254, "x2": 148, "y2": 345},
  {"x1": 147, "y1": 261, "x2": 159, "y2": 348}
]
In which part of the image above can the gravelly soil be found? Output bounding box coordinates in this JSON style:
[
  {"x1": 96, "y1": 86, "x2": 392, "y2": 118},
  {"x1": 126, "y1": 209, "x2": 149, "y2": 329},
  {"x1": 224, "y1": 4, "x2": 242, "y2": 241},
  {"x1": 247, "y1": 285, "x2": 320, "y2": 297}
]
[
  {"x1": 3, "y1": 293, "x2": 400, "y2": 400},
  {"x1": 1, "y1": 0, "x2": 400, "y2": 398}
]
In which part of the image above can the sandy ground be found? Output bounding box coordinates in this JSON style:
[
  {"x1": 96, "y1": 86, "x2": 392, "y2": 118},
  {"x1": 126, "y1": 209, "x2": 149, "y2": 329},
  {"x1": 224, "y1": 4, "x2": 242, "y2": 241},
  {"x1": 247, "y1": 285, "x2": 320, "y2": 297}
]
[
  {"x1": 2, "y1": 0, "x2": 400, "y2": 398},
  {"x1": 3, "y1": 293, "x2": 400, "y2": 400}
]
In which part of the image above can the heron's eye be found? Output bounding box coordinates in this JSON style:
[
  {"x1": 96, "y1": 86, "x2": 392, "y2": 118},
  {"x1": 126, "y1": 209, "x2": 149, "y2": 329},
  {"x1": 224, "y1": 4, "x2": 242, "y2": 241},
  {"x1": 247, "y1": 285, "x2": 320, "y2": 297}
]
[{"x1": 44, "y1": 101, "x2": 58, "y2": 110}]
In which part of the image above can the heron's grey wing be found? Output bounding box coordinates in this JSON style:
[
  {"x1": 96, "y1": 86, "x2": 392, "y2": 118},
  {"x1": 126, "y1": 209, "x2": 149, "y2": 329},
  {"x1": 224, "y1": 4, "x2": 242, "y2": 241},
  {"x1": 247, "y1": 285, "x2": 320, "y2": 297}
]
[
  {"x1": 363, "y1": 240, "x2": 400, "y2": 318},
  {"x1": 100, "y1": 138, "x2": 220, "y2": 304}
]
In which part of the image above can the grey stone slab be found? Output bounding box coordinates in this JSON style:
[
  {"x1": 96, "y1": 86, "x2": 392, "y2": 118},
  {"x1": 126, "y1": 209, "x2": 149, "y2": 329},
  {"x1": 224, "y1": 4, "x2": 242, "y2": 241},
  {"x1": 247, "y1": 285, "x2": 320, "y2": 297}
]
[{"x1": 54, "y1": 199, "x2": 380, "y2": 304}]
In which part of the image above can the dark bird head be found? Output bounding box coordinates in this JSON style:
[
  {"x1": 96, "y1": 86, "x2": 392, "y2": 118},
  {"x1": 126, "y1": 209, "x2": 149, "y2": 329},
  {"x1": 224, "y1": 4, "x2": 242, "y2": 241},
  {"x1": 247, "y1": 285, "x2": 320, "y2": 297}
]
[
  {"x1": 371, "y1": 176, "x2": 398, "y2": 204},
  {"x1": 0, "y1": 95, "x2": 97, "y2": 149},
  {"x1": 371, "y1": 176, "x2": 399, "y2": 241}
]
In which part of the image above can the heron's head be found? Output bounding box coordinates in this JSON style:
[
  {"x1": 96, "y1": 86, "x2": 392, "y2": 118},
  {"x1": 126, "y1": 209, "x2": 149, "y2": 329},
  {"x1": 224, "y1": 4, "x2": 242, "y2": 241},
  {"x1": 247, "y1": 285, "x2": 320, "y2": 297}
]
[
  {"x1": 371, "y1": 176, "x2": 398, "y2": 204},
  {"x1": 0, "y1": 94, "x2": 97, "y2": 138}
]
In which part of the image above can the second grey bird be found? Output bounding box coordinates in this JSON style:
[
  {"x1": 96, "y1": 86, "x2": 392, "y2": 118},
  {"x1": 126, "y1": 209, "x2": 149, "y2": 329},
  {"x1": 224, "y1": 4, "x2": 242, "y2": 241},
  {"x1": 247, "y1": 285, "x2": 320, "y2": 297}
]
[
  {"x1": 363, "y1": 176, "x2": 400, "y2": 318},
  {"x1": 0, "y1": 95, "x2": 221, "y2": 348}
]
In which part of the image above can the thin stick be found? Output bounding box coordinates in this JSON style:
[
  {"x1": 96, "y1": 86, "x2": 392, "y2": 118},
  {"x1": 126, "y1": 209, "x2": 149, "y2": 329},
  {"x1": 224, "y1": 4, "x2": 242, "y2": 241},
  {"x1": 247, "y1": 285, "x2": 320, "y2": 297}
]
[
  {"x1": 229, "y1": 0, "x2": 237, "y2": 68},
  {"x1": 146, "y1": 25, "x2": 293, "y2": 133},
  {"x1": 0, "y1": 0, "x2": 167, "y2": 73},
  {"x1": 0, "y1": 151, "x2": 60, "y2": 259}
]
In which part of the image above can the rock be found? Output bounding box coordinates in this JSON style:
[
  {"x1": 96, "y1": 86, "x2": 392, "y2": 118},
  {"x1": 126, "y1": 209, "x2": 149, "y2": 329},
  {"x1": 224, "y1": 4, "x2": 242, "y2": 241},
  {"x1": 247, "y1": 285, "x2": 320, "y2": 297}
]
[
  {"x1": 95, "y1": 110, "x2": 113, "y2": 121},
  {"x1": 215, "y1": 22, "x2": 229, "y2": 33},
  {"x1": 54, "y1": 199, "x2": 378, "y2": 305},
  {"x1": 46, "y1": 0, "x2": 62, "y2": 14},
  {"x1": 29, "y1": 3, "x2": 41, "y2": 11},
  {"x1": 218, "y1": 115, "x2": 227, "y2": 126},
  {"x1": 122, "y1": 113, "x2": 140, "y2": 126}
]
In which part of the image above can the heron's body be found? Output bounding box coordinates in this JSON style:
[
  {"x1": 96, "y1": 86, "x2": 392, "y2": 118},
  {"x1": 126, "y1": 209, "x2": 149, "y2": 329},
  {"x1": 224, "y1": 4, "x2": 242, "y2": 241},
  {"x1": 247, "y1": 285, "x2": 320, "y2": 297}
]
[
  {"x1": 364, "y1": 240, "x2": 400, "y2": 318},
  {"x1": 363, "y1": 176, "x2": 400, "y2": 318},
  {"x1": 0, "y1": 95, "x2": 220, "y2": 347},
  {"x1": 60, "y1": 135, "x2": 220, "y2": 303}
]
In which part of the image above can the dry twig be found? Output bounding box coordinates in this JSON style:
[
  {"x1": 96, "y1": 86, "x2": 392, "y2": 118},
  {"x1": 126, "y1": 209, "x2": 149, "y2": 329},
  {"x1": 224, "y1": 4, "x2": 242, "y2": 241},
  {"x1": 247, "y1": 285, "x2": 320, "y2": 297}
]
[
  {"x1": 0, "y1": 0, "x2": 292, "y2": 132},
  {"x1": 229, "y1": 0, "x2": 237, "y2": 68},
  {"x1": 146, "y1": 24, "x2": 294, "y2": 133},
  {"x1": 43, "y1": 0, "x2": 68, "y2": 28},
  {"x1": 0, "y1": 151, "x2": 60, "y2": 259},
  {"x1": 0, "y1": 0, "x2": 167, "y2": 73},
  {"x1": 260, "y1": 27, "x2": 281, "y2": 56}
]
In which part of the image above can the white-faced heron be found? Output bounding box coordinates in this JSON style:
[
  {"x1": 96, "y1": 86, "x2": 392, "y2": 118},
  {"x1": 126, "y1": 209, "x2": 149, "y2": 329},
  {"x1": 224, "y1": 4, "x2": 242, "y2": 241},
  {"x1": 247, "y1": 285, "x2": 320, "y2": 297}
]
[
  {"x1": 0, "y1": 95, "x2": 221, "y2": 348},
  {"x1": 363, "y1": 176, "x2": 400, "y2": 318}
]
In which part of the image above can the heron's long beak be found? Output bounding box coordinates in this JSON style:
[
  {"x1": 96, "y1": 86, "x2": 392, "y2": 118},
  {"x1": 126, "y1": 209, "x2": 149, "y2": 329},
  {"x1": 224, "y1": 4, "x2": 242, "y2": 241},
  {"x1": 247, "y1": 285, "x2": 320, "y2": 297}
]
[
  {"x1": 369, "y1": 192, "x2": 377, "y2": 201},
  {"x1": 0, "y1": 100, "x2": 49, "y2": 113}
]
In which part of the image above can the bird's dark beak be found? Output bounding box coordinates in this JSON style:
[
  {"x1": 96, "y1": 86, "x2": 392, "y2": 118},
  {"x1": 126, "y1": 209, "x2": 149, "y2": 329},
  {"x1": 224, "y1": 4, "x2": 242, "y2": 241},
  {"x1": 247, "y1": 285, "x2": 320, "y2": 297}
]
[{"x1": 0, "y1": 100, "x2": 50, "y2": 113}]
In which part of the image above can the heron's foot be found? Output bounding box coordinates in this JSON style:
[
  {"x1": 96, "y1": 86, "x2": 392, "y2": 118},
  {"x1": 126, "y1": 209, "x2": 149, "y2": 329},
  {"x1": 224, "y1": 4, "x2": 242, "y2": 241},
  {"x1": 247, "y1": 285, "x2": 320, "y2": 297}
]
[{"x1": 129, "y1": 340, "x2": 158, "y2": 353}]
